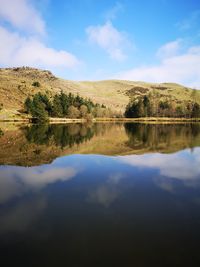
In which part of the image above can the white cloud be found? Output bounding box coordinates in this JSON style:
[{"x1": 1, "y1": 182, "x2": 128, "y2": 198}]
[
  {"x1": 115, "y1": 41, "x2": 200, "y2": 88},
  {"x1": 0, "y1": 0, "x2": 45, "y2": 35},
  {"x1": 0, "y1": 26, "x2": 80, "y2": 68},
  {"x1": 0, "y1": 0, "x2": 81, "y2": 70},
  {"x1": 86, "y1": 21, "x2": 130, "y2": 61},
  {"x1": 156, "y1": 39, "x2": 182, "y2": 59}
]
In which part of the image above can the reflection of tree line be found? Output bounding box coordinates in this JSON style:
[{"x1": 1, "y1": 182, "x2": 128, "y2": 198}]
[
  {"x1": 125, "y1": 123, "x2": 200, "y2": 151},
  {"x1": 23, "y1": 123, "x2": 200, "y2": 152},
  {"x1": 24, "y1": 123, "x2": 113, "y2": 148}
]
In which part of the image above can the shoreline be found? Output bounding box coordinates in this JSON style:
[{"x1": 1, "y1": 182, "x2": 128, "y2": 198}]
[{"x1": 0, "y1": 117, "x2": 200, "y2": 124}]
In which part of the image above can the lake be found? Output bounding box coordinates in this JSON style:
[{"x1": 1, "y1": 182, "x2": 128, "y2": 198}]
[{"x1": 0, "y1": 122, "x2": 200, "y2": 267}]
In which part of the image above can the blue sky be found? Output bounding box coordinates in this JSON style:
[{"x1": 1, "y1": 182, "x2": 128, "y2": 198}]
[{"x1": 0, "y1": 0, "x2": 200, "y2": 87}]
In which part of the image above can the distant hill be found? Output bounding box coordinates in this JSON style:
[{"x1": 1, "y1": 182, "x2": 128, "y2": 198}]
[{"x1": 0, "y1": 67, "x2": 200, "y2": 118}]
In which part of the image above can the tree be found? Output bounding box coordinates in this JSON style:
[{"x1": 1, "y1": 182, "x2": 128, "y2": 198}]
[
  {"x1": 60, "y1": 91, "x2": 69, "y2": 115},
  {"x1": 80, "y1": 105, "x2": 88, "y2": 118},
  {"x1": 125, "y1": 98, "x2": 144, "y2": 118},
  {"x1": 102, "y1": 108, "x2": 112, "y2": 117},
  {"x1": 137, "y1": 99, "x2": 144, "y2": 117},
  {"x1": 149, "y1": 89, "x2": 159, "y2": 116},
  {"x1": 143, "y1": 95, "x2": 151, "y2": 116},
  {"x1": 159, "y1": 100, "x2": 171, "y2": 117},
  {"x1": 93, "y1": 107, "x2": 105, "y2": 117},
  {"x1": 74, "y1": 94, "x2": 83, "y2": 107},
  {"x1": 31, "y1": 96, "x2": 48, "y2": 121},
  {"x1": 68, "y1": 105, "x2": 80, "y2": 118},
  {"x1": 186, "y1": 102, "x2": 193, "y2": 118},
  {"x1": 23, "y1": 91, "x2": 111, "y2": 119},
  {"x1": 85, "y1": 113, "x2": 93, "y2": 121},
  {"x1": 24, "y1": 96, "x2": 33, "y2": 113},
  {"x1": 176, "y1": 106, "x2": 184, "y2": 117},
  {"x1": 192, "y1": 103, "x2": 200, "y2": 118},
  {"x1": 52, "y1": 94, "x2": 63, "y2": 117},
  {"x1": 68, "y1": 92, "x2": 74, "y2": 106},
  {"x1": 39, "y1": 94, "x2": 52, "y2": 114},
  {"x1": 159, "y1": 101, "x2": 170, "y2": 110}
]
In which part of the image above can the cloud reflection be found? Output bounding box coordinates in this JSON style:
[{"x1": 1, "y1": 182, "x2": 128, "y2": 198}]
[
  {"x1": 0, "y1": 165, "x2": 77, "y2": 204},
  {"x1": 0, "y1": 197, "x2": 46, "y2": 234},
  {"x1": 87, "y1": 172, "x2": 126, "y2": 207},
  {"x1": 118, "y1": 148, "x2": 200, "y2": 180}
]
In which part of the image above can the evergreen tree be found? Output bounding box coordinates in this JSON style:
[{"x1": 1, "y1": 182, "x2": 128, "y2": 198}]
[
  {"x1": 74, "y1": 94, "x2": 83, "y2": 107},
  {"x1": 40, "y1": 94, "x2": 52, "y2": 114},
  {"x1": 24, "y1": 91, "x2": 111, "y2": 119},
  {"x1": 31, "y1": 95, "x2": 48, "y2": 121},
  {"x1": 143, "y1": 95, "x2": 151, "y2": 116},
  {"x1": 24, "y1": 96, "x2": 33, "y2": 114},
  {"x1": 60, "y1": 91, "x2": 69, "y2": 115},
  {"x1": 52, "y1": 94, "x2": 63, "y2": 117},
  {"x1": 125, "y1": 101, "x2": 141, "y2": 118},
  {"x1": 192, "y1": 103, "x2": 200, "y2": 118}
]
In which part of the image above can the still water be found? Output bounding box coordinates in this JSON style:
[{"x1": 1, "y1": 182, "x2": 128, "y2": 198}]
[{"x1": 0, "y1": 123, "x2": 200, "y2": 266}]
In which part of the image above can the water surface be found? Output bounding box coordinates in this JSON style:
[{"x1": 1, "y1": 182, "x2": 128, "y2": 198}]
[{"x1": 0, "y1": 123, "x2": 200, "y2": 266}]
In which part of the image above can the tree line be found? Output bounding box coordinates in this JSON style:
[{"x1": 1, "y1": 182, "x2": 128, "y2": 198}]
[
  {"x1": 24, "y1": 91, "x2": 112, "y2": 121},
  {"x1": 125, "y1": 94, "x2": 200, "y2": 118}
]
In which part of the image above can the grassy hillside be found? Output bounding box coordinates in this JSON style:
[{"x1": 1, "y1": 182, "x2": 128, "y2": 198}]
[{"x1": 0, "y1": 67, "x2": 200, "y2": 118}]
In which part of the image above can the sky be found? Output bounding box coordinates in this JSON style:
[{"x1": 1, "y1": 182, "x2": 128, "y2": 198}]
[{"x1": 0, "y1": 0, "x2": 200, "y2": 87}]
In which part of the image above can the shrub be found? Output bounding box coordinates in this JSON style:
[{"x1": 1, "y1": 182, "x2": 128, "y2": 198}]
[
  {"x1": 32, "y1": 81, "x2": 40, "y2": 87},
  {"x1": 79, "y1": 105, "x2": 88, "y2": 118},
  {"x1": 68, "y1": 106, "x2": 80, "y2": 118}
]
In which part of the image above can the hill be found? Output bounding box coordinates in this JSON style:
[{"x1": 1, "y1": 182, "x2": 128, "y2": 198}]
[{"x1": 0, "y1": 67, "x2": 200, "y2": 118}]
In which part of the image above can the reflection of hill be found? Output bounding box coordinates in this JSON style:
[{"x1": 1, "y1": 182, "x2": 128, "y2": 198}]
[
  {"x1": 0, "y1": 127, "x2": 62, "y2": 166},
  {"x1": 0, "y1": 123, "x2": 200, "y2": 166},
  {"x1": 0, "y1": 123, "x2": 125, "y2": 166}
]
